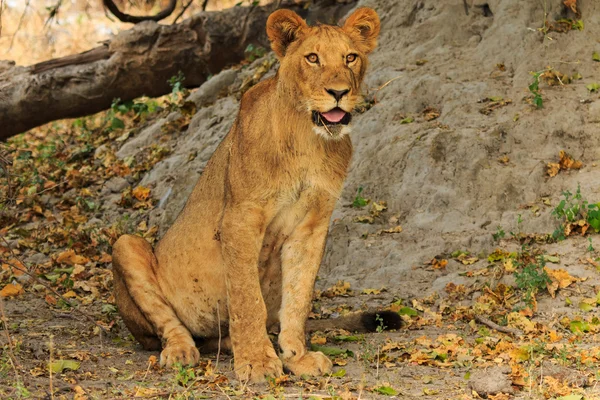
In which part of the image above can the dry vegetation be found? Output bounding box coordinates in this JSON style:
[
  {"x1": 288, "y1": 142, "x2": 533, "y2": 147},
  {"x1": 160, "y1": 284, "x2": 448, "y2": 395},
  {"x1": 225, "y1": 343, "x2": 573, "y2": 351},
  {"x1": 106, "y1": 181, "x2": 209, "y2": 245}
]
[{"x1": 2, "y1": 0, "x2": 600, "y2": 399}]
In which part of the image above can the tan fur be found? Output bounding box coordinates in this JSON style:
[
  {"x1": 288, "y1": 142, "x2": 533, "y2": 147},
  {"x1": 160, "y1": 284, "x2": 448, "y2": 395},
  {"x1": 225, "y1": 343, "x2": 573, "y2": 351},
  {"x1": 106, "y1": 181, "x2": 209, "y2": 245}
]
[{"x1": 112, "y1": 7, "x2": 380, "y2": 383}]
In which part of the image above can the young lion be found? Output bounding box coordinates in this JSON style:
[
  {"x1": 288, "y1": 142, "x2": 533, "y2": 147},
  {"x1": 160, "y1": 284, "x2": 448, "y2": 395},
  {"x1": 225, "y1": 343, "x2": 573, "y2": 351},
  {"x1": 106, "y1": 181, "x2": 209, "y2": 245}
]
[{"x1": 112, "y1": 7, "x2": 381, "y2": 382}]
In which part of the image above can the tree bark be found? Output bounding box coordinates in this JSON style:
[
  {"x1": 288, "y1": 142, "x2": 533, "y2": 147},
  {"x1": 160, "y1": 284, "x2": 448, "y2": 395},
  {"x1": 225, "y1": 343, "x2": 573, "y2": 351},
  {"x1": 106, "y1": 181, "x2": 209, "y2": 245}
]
[{"x1": 0, "y1": 0, "x2": 356, "y2": 140}]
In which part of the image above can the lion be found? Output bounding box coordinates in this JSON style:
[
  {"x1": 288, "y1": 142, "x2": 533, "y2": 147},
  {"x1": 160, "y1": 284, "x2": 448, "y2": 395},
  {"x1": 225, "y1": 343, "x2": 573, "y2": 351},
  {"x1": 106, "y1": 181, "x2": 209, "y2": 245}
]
[{"x1": 112, "y1": 6, "x2": 396, "y2": 383}]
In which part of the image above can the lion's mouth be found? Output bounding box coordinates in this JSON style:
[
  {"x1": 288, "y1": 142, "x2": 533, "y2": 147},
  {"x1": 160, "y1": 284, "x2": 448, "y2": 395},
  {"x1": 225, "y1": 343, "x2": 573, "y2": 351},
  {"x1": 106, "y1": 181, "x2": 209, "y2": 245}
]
[{"x1": 312, "y1": 107, "x2": 352, "y2": 126}]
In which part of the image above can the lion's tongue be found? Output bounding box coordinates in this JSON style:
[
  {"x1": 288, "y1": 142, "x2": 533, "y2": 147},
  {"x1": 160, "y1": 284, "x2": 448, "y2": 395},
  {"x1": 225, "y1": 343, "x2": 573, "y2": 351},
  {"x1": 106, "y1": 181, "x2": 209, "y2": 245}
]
[{"x1": 321, "y1": 109, "x2": 346, "y2": 123}]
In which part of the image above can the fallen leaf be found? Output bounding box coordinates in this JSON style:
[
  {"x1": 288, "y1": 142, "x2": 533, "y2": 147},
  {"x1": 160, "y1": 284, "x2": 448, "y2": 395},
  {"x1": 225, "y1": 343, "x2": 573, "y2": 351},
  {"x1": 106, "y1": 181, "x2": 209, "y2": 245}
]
[
  {"x1": 547, "y1": 151, "x2": 583, "y2": 177},
  {"x1": 0, "y1": 283, "x2": 24, "y2": 298},
  {"x1": 397, "y1": 307, "x2": 418, "y2": 316},
  {"x1": 132, "y1": 186, "x2": 151, "y2": 201},
  {"x1": 374, "y1": 386, "x2": 398, "y2": 396},
  {"x1": 423, "y1": 106, "x2": 440, "y2": 121},
  {"x1": 569, "y1": 320, "x2": 589, "y2": 333},
  {"x1": 433, "y1": 258, "x2": 448, "y2": 269},
  {"x1": 547, "y1": 162, "x2": 560, "y2": 177},
  {"x1": 380, "y1": 225, "x2": 403, "y2": 234},
  {"x1": 362, "y1": 288, "x2": 384, "y2": 295},
  {"x1": 586, "y1": 83, "x2": 599, "y2": 93},
  {"x1": 563, "y1": 0, "x2": 577, "y2": 13},
  {"x1": 353, "y1": 215, "x2": 374, "y2": 224},
  {"x1": 49, "y1": 359, "x2": 81, "y2": 374},
  {"x1": 310, "y1": 334, "x2": 327, "y2": 345},
  {"x1": 56, "y1": 249, "x2": 90, "y2": 266},
  {"x1": 545, "y1": 268, "x2": 578, "y2": 297}
]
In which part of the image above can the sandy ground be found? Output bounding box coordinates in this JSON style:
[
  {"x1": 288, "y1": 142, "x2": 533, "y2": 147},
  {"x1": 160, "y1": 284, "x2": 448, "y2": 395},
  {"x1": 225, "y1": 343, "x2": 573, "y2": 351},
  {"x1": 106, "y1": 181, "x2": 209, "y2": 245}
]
[{"x1": 2, "y1": 0, "x2": 600, "y2": 398}]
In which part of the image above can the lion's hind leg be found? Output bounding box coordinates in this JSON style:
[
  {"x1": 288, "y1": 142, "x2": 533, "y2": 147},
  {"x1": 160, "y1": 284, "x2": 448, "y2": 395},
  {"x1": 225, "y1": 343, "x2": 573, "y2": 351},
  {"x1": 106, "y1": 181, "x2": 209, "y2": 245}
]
[{"x1": 112, "y1": 234, "x2": 200, "y2": 367}]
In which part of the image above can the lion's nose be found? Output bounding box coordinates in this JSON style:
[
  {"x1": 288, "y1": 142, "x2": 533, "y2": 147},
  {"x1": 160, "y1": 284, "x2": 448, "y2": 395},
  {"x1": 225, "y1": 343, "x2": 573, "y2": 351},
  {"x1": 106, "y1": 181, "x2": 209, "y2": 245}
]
[{"x1": 326, "y1": 88, "x2": 350, "y2": 102}]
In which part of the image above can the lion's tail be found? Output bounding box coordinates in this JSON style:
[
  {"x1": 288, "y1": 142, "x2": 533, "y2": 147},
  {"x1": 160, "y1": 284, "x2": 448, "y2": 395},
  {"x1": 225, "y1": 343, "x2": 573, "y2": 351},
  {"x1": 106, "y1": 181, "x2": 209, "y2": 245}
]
[{"x1": 305, "y1": 310, "x2": 402, "y2": 333}]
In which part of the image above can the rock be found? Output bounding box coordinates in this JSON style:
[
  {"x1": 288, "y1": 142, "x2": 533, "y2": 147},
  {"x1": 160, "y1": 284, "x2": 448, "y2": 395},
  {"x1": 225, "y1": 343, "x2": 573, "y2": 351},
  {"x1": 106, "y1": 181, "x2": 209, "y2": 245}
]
[
  {"x1": 187, "y1": 68, "x2": 238, "y2": 108},
  {"x1": 468, "y1": 366, "x2": 514, "y2": 395},
  {"x1": 103, "y1": 177, "x2": 129, "y2": 194},
  {"x1": 116, "y1": 116, "x2": 169, "y2": 159},
  {"x1": 25, "y1": 253, "x2": 49, "y2": 266},
  {"x1": 540, "y1": 361, "x2": 587, "y2": 388}
]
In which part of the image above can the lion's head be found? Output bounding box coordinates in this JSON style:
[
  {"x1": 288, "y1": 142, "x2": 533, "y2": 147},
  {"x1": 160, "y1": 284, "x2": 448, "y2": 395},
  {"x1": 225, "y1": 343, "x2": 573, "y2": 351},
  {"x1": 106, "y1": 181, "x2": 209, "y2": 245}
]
[{"x1": 266, "y1": 7, "x2": 380, "y2": 139}]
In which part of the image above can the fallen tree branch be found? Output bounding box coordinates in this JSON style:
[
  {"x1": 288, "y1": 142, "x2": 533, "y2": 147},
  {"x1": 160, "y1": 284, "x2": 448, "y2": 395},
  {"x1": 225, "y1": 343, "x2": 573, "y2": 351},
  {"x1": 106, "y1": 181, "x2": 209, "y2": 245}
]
[
  {"x1": 475, "y1": 315, "x2": 523, "y2": 336},
  {"x1": 0, "y1": 0, "x2": 357, "y2": 140},
  {"x1": 102, "y1": 0, "x2": 177, "y2": 23}
]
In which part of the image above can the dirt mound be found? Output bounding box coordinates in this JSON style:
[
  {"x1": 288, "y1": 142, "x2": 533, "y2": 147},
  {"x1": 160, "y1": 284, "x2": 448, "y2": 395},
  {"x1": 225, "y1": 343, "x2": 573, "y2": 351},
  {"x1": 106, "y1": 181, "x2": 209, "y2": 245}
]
[{"x1": 132, "y1": 0, "x2": 600, "y2": 293}]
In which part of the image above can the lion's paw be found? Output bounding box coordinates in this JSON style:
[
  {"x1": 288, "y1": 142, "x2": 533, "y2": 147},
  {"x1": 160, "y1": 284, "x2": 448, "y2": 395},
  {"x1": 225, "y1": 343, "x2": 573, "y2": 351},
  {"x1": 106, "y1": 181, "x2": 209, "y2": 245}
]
[
  {"x1": 235, "y1": 346, "x2": 284, "y2": 383},
  {"x1": 283, "y1": 351, "x2": 332, "y2": 377},
  {"x1": 160, "y1": 341, "x2": 200, "y2": 367}
]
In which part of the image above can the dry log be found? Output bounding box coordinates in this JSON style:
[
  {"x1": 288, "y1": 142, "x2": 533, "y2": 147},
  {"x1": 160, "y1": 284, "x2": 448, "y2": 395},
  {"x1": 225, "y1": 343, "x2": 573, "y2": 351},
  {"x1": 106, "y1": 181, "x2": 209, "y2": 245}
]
[{"x1": 0, "y1": 0, "x2": 356, "y2": 140}]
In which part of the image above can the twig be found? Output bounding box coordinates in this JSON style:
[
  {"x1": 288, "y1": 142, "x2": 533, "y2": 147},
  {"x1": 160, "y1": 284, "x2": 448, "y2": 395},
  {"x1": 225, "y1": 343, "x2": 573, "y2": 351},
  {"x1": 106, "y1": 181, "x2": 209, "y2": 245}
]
[
  {"x1": 375, "y1": 345, "x2": 380, "y2": 380},
  {"x1": 8, "y1": 0, "x2": 30, "y2": 51},
  {"x1": 0, "y1": 0, "x2": 4, "y2": 36},
  {"x1": 475, "y1": 315, "x2": 523, "y2": 336},
  {"x1": 0, "y1": 236, "x2": 109, "y2": 335},
  {"x1": 49, "y1": 335, "x2": 55, "y2": 400},
  {"x1": 102, "y1": 0, "x2": 177, "y2": 24},
  {"x1": 215, "y1": 383, "x2": 232, "y2": 400},
  {"x1": 172, "y1": 0, "x2": 194, "y2": 24},
  {"x1": 0, "y1": 297, "x2": 22, "y2": 387},
  {"x1": 317, "y1": 115, "x2": 334, "y2": 137},
  {"x1": 216, "y1": 300, "x2": 222, "y2": 371},
  {"x1": 202, "y1": 0, "x2": 209, "y2": 11},
  {"x1": 373, "y1": 75, "x2": 402, "y2": 104},
  {"x1": 237, "y1": 1, "x2": 258, "y2": 50}
]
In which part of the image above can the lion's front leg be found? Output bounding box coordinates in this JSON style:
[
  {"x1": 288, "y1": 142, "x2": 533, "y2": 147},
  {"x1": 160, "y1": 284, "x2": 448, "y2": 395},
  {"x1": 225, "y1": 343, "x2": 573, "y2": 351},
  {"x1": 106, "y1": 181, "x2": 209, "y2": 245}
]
[
  {"x1": 278, "y1": 208, "x2": 334, "y2": 377},
  {"x1": 221, "y1": 203, "x2": 283, "y2": 383}
]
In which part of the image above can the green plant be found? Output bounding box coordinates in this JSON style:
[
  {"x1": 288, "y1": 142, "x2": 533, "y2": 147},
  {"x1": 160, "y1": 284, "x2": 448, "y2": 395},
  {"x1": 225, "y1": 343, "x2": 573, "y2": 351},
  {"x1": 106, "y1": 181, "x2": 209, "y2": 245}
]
[
  {"x1": 515, "y1": 259, "x2": 551, "y2": 306},
  {"x1": 528, "y1": 71, "x2": 544, "y2": 109},
  {"x1": 244, "y1": 44, "x2": 267, "y2": 62},
  {"x1": 108, "y1": 98, "x2": 150, "y2": 130},
  {"x1": 588, "y1": 237, "x2": 595, "y2": 252},
  {"x1": 352, "y1": 187, "x2": 369, "y2": 208},
  {"x1": 492, "y1": 225, "x2": 505, "y2": 241},
  {"x1": 174, "y1": 363, "x2": 196, "y2": 387},
  {"x1": 168, "y1": 71, "x2": 187, "y2": 98},
  {"x1": 552, "y1": 185, "x2": 600, "y2": 240},
  {"x1": 375, "y1": 314, "x2": 387, "y2": 333}
]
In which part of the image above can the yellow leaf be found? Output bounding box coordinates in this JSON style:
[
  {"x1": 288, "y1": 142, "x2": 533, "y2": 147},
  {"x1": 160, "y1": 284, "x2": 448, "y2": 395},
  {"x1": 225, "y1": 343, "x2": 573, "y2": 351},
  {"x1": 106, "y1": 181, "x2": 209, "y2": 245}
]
[
  {"x1": 543, "y1": 375, "x2": 571, "y2": 397},
  {"x1": 0, "y1": 283, "x2": 23, "y2": 298},
  {"x1": 132, "y1": 186, "x2": 151, "y2": 201},
  {"x1": 63, "y1": 290, "x2": 78, "y2": 299},
  {"x1": 431, "y1": 259, "x2": 448, "y2": 269},
  {"x1": 56, "y1": 249, "x2": 90, "y2": 266},
  {"x1": 310, "y1": 335, "x2": 327, "y2": 345},
  {"x1": 380, "y1": 225, "x2": 402, "y2": 234},
  {"x1": 564, "y1": 0, "x2": 577, "y2": 14},
  {"x1": 507, "y1": 312, "x2": 536, "y2": 333},
  {"x1": 503, "y1": 259, "x2": 515, "y2": 272},
  {"x1": 547, "y1": 162, "x2": 560, "y2": 177},
  {"x1": 545, "y1": 267, "x2": 578, "y2": 297}
]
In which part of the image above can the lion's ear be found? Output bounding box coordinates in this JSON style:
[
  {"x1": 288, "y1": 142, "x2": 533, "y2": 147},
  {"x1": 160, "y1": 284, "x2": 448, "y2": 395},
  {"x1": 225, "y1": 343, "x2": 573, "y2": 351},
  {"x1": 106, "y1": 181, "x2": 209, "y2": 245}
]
[
  {"x1": 342, "y1": 7, "x2": 380, "y2": 54},
  {"x1": 266, "y1": 9, "x2": 308, "y2": 57}
]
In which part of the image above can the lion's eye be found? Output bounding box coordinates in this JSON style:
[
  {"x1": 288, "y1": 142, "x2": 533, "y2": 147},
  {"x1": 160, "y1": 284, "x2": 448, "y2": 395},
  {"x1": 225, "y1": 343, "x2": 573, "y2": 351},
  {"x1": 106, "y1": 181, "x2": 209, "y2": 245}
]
[
  {"x1": 306, "y1": 53, "x2": 319, "y2": 64},
  {"x1": 346, "y1": 54, "x2": 357, "y2": 63}
]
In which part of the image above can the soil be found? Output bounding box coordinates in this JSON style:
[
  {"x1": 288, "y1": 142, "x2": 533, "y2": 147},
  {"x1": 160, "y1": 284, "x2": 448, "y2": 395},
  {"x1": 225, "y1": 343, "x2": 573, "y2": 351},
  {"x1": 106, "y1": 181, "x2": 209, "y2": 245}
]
[{"x1": 2, "y1": 0, "x2": 600, "y2": 399}]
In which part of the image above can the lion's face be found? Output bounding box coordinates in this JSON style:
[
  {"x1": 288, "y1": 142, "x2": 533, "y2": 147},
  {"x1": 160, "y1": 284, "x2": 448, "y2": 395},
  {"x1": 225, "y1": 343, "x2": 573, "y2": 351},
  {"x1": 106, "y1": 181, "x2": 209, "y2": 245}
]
[{"x1": 267, "y1": 8, "x2": 380, "y2": 139}]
